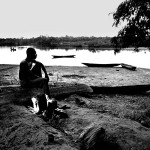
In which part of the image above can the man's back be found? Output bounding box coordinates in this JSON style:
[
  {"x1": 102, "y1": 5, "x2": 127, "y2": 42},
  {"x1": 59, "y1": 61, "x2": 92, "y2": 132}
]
[
  {"x1": 19, "y1": 59, "x2": 31, "y2": 81},
  {"x1": 19, "y1": 59, "x2": 43, "y2": 81}
]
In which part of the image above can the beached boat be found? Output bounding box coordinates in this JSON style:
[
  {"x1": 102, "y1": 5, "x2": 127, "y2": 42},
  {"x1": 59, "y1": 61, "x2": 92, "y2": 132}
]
[
  {"x1": 82, "y1": 63, "x2": 120, "y2": 67},
  {"x1": 0, "y1": 83, "x2": 93, "y2": 98},
  {"x1": 91, "y1": 84, "x2": 150, "y2": 94},
  {"x1": 121, "y1": 63, "x2": 136, "y2": 71},
  {"x1": 52, "y1": 55, "x2": 75, "y2": 58}
]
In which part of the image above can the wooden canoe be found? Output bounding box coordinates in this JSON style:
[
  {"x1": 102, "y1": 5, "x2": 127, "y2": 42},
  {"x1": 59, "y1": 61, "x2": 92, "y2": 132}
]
[
  {"x1": 82, "y1": 63, "x2": 120, "y2": 67},
  {"x1": 121, "y1": 63, "x2": 136, "y2": 71},
  {"x1": 91, "y1": 84, "x2": 150, "y2": 94},
  {"x1": 1, "y1": 83, "x2": 150, "y2": 96},
  {"x1": 0, "y1": 83, "x2": 93, "y2": 98},
  {"x1": 52, "y1": 55, "x2": 75, "y2": 58}
]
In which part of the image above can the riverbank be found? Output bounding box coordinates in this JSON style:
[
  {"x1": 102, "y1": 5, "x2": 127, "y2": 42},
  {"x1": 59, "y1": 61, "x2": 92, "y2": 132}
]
[
  {"x1": 1, "y1": 64, "x2": 150, "y2": 150},
  {"x1": 1, "y1": 64, "x2": 150, "y2": 86}
]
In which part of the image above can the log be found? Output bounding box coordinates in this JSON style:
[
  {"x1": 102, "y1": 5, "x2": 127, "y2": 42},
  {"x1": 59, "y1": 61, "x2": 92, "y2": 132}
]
[{"x1": 121, "y1": 63, "x2": 136, "y2": 71}]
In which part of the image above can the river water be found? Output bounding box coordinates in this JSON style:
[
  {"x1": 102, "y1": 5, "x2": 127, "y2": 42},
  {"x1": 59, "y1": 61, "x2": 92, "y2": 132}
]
[{"x1": 0, "y1": 46, "x2": 150, "y2": 69}]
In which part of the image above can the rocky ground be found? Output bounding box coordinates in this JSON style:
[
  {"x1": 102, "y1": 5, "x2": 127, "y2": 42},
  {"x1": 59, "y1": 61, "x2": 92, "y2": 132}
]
[{"x1": 1, "y1": 64, "x2": 150, "y2": 150}]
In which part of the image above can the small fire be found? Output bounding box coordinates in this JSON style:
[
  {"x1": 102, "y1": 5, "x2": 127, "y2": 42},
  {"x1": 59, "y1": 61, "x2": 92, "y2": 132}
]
[{"x1": 31, "y1": 97, "x2": 39, "y2": 113}]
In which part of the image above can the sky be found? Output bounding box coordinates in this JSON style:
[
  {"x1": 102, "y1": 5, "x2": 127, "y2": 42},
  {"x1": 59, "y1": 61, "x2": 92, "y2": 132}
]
[{"x1": 0, "y1": 0, "x2": 125, "y2": 38}]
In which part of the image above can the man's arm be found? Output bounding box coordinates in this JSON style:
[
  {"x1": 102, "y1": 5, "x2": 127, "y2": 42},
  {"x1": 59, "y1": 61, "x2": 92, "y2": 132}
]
[{"x1": 41, "y1": 64, "x2": 49, "y2": 81}]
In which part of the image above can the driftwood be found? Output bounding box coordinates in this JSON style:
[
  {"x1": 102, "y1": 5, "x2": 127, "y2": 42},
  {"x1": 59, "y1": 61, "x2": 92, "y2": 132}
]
[{"x1": 121, "y1": 63, "x2": 136, "y2": 71}]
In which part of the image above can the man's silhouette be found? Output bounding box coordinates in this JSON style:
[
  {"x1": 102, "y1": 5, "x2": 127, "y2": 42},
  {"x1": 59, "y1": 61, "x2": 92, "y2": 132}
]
[{"x1": 19, "y1": 47, "x2": 51, "y2": 99}]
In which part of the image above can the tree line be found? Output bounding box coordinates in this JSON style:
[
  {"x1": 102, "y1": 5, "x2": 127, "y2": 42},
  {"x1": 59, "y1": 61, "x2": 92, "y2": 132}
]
[
  {"x1": 1, "y1": 0, "x2": 150, "y2": 51},
  {"x1": 0, "y1": 36, "x2": 113, "y2": 49}
]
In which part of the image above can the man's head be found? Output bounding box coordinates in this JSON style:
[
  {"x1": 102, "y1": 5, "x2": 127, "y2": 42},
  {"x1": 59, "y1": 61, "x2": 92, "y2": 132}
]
[{"x1": 26, "y1": 47, "x2": 37, "y2": 60}]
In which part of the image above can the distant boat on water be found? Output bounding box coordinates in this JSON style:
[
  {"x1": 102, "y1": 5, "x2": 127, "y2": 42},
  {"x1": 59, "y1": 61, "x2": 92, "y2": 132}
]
[
  {"x1": 10, "y1": 47, "x2": 16, "y2": 52},
  {"x1": 52, "y1": 55, "x2": 75, "y2": 58}
]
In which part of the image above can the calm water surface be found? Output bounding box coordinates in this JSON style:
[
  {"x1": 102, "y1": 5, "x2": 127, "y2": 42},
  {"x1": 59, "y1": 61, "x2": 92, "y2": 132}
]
[{"x1": 0, "y1": 46, "x2": 150, "y2": 69}]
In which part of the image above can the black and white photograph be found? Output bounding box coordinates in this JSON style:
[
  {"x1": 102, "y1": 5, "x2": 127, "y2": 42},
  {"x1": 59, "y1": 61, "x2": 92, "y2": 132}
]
[{"x1": 0, "y1": 0, "x2": 150, "y2": 150}]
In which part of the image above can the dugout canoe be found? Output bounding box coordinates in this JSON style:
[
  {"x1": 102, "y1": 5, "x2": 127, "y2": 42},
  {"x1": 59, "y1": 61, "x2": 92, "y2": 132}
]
[
  {"x1": 52, "y1": 55, "x2": 75, "y2": 58},
  {"x1": 91, "y1": 84, "x2": 150, "y2": 94},
  {"x1": 82, "y1": 63, "x2": 120, "y2": 67},
  {"x1": 1, "y1": 83, "x2": 150, "y2": 96},
  {"x1": 0, "y1": 83, "x2": 93, "y2": 98}
]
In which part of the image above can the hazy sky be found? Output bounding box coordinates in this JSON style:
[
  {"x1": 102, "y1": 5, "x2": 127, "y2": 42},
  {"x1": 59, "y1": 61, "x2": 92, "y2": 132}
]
[{"x1": 0, "y1": 0, "x2": 124, "y2": 38}]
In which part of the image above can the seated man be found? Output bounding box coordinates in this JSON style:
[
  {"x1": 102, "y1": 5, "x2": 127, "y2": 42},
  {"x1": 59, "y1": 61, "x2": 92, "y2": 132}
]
[{"x1": 19, "y1": 47, "x2": 51, "y2": 100}]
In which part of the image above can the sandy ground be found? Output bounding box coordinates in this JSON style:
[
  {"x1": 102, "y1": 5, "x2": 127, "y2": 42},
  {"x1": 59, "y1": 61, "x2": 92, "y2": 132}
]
[
  {"x1": 1, "y1": 64, "x2": 150, "y2": 86},
  {"x1": 1, "y1": 65, "x2": 150, "y2": 150}
]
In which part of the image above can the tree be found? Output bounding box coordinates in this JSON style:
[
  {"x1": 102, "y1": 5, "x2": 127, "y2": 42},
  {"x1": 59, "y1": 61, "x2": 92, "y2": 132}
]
[{"x1": 112, "y1": 0, "x2": 150, "y2": 49}]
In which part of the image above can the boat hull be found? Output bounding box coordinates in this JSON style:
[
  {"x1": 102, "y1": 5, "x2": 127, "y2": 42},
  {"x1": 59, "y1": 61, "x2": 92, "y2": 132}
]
[
  {"x1": 82, "y1": 63, "x2": 120, "y2": 67},
  {"x1": 52, "y1": 55, "x2": 75, "y2": 58},
  {"x1": 91, "y1": 84, "x2": 150, "y2": 94}
]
